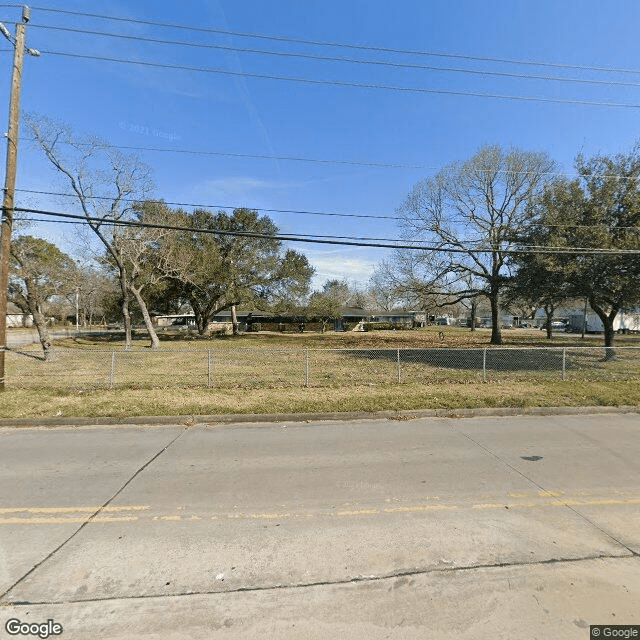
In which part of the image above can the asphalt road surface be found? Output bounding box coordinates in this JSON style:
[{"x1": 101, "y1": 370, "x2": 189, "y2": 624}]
[
  {"x1": 0, "y1": 413, "x2": 638, "y2": 639},
  {"x1": 5, "y1": 328, "x2": 108, "y2": 348}
]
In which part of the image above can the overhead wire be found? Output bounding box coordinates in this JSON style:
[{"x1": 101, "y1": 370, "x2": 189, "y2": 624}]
[
  {"x1": 14, "y1": 188, "x2": 402, "y2": 221},
  {"x1": 14, "y1": 207, "x2": 640, "y2": 255},
  {"x1": 3, "y1": 7, "x2": 639, "y2": 243},
  {"x1": 23, "y1": 23, "x2": 640, "y2": 90},
  {"x1": 30, "y1": 50, "x2": 640, "y2": 109},
  {"x1": 15, "y1": 189, "x2": 640, "y2": 231},
  {"x1": 16, "y1": 5, "x2": 640, "y2": 77},
  {"x1": 15, "y1": 138, "x2": 640, "y2": 183},
  {"x1": 19, "y1": 138, "x2": 433, "y2": 171}
]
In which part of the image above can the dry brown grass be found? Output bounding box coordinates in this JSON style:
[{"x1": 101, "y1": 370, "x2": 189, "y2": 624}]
[
  {"x1": 2, "y1": 379, "x2": 639, "y2": 420},
  {"x1": 2, "y1": 326, "x2": 639, "y2": 420}
]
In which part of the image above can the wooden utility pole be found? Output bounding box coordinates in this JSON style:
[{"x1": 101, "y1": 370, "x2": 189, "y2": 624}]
[{"x1": 0, "y1": 6, "x2": 37, "y2": 390}]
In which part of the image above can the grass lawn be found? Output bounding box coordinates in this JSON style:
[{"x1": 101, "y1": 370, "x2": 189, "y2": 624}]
[
  {"x1": 44, "y1": 324, "x2": 640, "y2": 350},
  {"x1": 2, "y1": 379, "x2": 639, "y2": 420},
  {"x1": 2, "y1": 326, "x2": 639, "y2": 420}
]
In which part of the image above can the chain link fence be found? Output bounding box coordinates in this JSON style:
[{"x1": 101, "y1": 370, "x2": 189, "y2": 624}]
[{"x1": 5, "y1": 345, "x2": 640, "y2": 391}]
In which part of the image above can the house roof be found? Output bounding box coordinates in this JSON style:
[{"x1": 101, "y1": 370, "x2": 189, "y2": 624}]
[
  {"x1": 7, "y1": 302, "x2": 26, "y2": 315},
  {"x1": 338, "y1": 306, "x2": 370, "y2": 317}
]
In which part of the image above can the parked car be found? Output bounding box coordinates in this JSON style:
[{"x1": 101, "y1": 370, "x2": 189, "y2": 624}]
[{"x1": 540, "y1": 321, "x2": 567, "y2": 331}]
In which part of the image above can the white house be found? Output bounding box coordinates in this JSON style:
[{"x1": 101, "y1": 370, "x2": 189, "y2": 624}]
[{"x1": 6, "y1": 302, "x2": 32, "y2": 328}]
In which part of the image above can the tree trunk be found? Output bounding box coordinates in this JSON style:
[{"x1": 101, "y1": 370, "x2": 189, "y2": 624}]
[
  {"x1": 188, "y1": 295, "x2": 209, "y2": 335},
  {"x1": 230, "y1": 304, "x2": 240, "y2": 335},
  {"x1": 31, "y1": 307, "x2": 53, "y2": 361},
  {"x1": 23, "y1": 279, "x2": 53, "y2": 361},
  {"x1": 129, "y1": 285, "x2": 160, "y2": 350},
  {"x1": 544, "y1": 305, "x2": 554, "y2": 340},
  {"x1": 489, "y1": 293, "x2": 502, "y2": 345},
  {"x1": 590, "y1": 299, "x2": 618, "y2": 360},
  {"x1": 603, "y1": 321, "x2": 616, "y2": 359},
  {"x1": 117, "y1": 268, "x2": 132, "y2": 350},
  {"x1": 470, "y1": 299, "x2": 477, "y2": 332}
]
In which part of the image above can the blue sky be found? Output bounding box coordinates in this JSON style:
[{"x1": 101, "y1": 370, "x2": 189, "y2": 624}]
[{"x1": 2, "y1": 1, "x2": 640, "y2": 288}]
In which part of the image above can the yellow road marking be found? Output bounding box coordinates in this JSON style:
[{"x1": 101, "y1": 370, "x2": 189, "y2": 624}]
[
  {"x1": 0, "y1": 505, "x2": 149, "y2": 514},
  {"x1": 475, "y1": 503, "x2": 512, "y2": 510},
  {"x1": 0, "y1": 516, "x2": 138, "y2": 525},
  {"x1": 383, "y1": 505, "x2": 458, "y2": 513},
  {"x1": 336, "y1": 509, "x2": 380, "y2": 516},
  {"x1": 1, "y1": 495, "x2": 639, "y2": 526}
]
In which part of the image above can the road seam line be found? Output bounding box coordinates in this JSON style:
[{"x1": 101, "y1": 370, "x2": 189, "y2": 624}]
[
  {"x1": 0, "y1": 426, "x2": 191, "y2": 602},
  {"x1": 444, "y1": 419, "x2": 639, "y2": 558},
  {"x1": 2, "y1": 552, "x2": 636, "y2": 607}
]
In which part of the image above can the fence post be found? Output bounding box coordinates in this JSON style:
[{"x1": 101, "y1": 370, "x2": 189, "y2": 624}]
[
  {"x1": 109, "y1": 350, "x2": 115, "y2": 389},
  {"x1": 483, "y1": 348, "x2": 487, "y2": 382},
  {"x1": 562, "y1": 347, "x2": 566, "y2": 381},
  {"x1": 207, "y1": 349, "x2": 212, "y2": 388},
  {"x1": 397, "y1": 348, "x2": 401, "y2": 383},
  {"x1": 304, "y1": 347, "x2": 309, "y2": 388}
]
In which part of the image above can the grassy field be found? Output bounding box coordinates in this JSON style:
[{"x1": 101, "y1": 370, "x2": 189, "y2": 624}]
[
  {"x1": 2, "y1": 326, "x2": 640, "y2": 420},
  {"x1": 45, "y1": 324, "x2": 640, "y2": 349}
]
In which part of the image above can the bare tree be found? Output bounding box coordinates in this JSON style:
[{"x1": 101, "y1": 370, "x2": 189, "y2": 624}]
[
  {"x1": 108, "y1": 201, "x2": 192, "y2": 348},
  {"x1": 372, "y1": 252, "x2": 459, "y2": 317},
  {"x1": 396, "y1": 145, "x2": 555, "y2": 344},
  {"x1": 27, "y1": 114, "x2": 154, "y2": 349},
  {"x1": 367, "y1": 262, "x2": 402, "y2": 311},
  {"x1": 72, "y1": 266, "x2": 115, "y2": 327}
]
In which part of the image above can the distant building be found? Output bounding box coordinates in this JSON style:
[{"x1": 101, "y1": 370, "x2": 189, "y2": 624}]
[
  {"x1": 154, "y1": 307, "x2": 428, "y2": 332},
  {"x1": 6, "y1": 302, "x2": 33, "y2": 328}
]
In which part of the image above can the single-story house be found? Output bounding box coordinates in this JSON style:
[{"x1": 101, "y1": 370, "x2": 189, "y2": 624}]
[
  {"x1": 6, "y1": 302, "x2": 33, "y2": 328},
  {"x1": 154, "y1": 307, "x2": 427, "y2": 333}
]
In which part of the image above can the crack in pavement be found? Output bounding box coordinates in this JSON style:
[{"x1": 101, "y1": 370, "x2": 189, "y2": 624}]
[
  {"x1": 0, "y1": 426, "x2": 191, "y2": 602},
  {"x1": 1, "y1": 551, "x2": 637, "y2": 607},
  {"x1": 445, "y1": 419, "x2": 640, "y2": 558}
]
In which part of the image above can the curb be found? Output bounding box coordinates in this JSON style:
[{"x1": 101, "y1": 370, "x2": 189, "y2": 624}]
[{"x1": 0, "y1": 405, "x2": 639, "y2": 428}]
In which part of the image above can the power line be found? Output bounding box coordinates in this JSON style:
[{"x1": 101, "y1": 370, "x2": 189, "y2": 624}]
[
  {"x1": 20, "y1": 138, "x2": 432, "y2": 171},
  {"x1": 19, "y1": 5, "x2": 640, "y2": 77},
  {"x1": 36, "y1": 49, "x2": 640, "y2": 109},
  {"x1": 15, "y1": 207, "x2": 640, "y2": 255},
  {"x1": 16, "y1": 189, "x2": 640, "y2": 231},
  {"x1": 16, "y1": 139, "x2": 640, "y2": 182},
  {"x1": 25, "y1": 23, "x2": 640, "y2": 90},
  {"x1": 14, "y1": 188, "x2": 402, "y2": 221}
]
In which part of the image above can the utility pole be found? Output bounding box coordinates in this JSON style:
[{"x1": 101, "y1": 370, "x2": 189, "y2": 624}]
[{"x1": 0, "y1": 6, "x2": 39, "y2": 391}]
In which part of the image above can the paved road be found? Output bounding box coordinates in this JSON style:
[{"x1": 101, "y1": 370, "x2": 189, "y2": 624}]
[
  {"x1": 0, "y1": 414, "x2": 638, "y2": 639},
  {"x1": 5, "y1": 328, "x2": 113, "y2": 348}
]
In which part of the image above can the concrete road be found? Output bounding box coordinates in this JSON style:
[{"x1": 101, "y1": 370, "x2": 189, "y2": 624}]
[
  {"x1": 0, "y1": 413, "x2": 638, "y2": 639},
  {"x1": 5, "y1": 328, "x2": 113, "y2": 348}
]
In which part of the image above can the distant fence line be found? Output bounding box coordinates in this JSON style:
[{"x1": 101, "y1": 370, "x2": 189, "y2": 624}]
[{"x1": 5, "y1": 346, "x2": 640, "y2": 391}]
